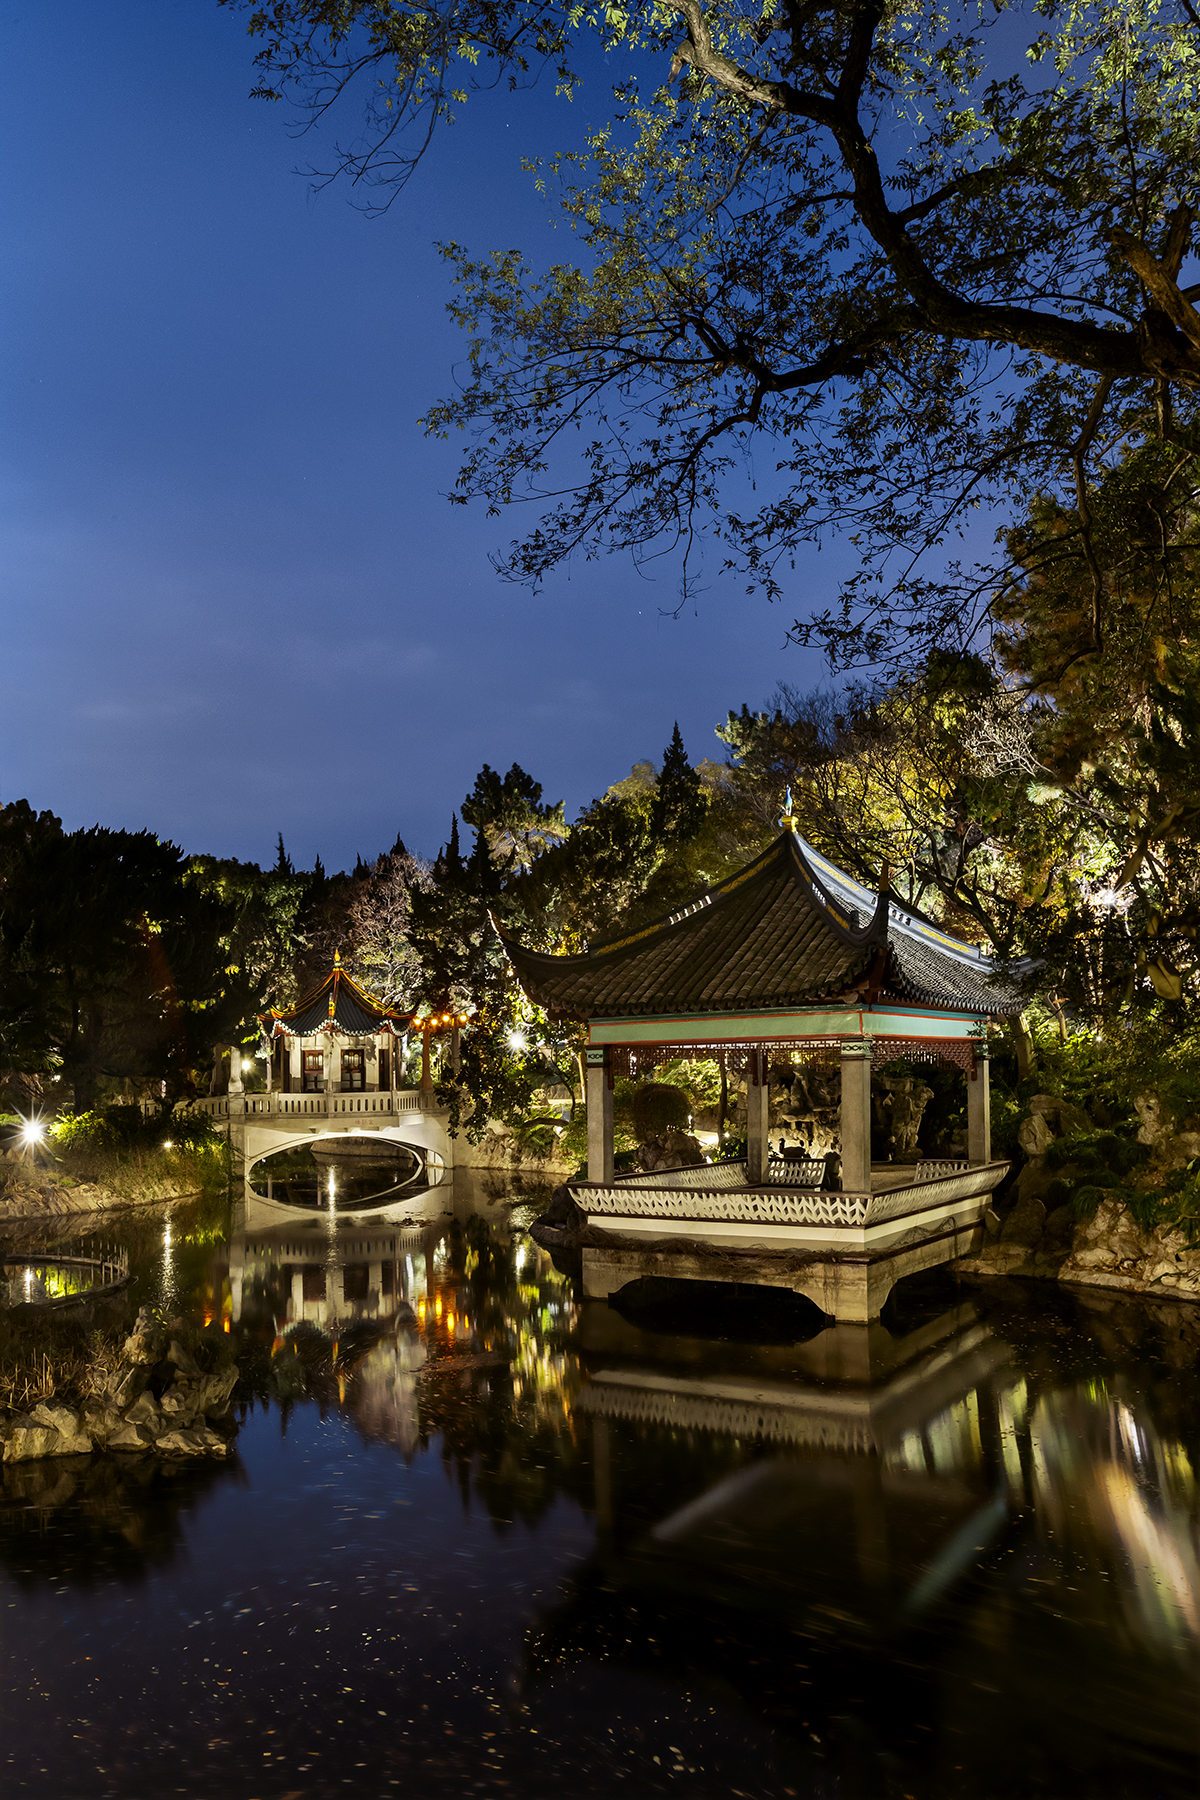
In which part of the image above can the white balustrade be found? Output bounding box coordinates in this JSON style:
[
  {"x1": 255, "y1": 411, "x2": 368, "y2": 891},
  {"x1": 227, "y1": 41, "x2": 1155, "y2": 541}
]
[
  {"x1": 194, "y1": 1089, "x2": 423, "y2": 1120},
  {"x1": 575, "y1": 1160, "x2": 1003, "y2": 1232}
]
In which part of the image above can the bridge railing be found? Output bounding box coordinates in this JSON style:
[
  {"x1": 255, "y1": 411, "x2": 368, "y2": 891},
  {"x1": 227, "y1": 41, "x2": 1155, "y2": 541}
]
[{"x1": 193, "y1": 1090, "x2": 426, "y2": 1121}]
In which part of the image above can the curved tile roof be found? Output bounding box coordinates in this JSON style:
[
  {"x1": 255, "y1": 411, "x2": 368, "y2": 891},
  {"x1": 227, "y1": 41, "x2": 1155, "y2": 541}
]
[
  {"x1": 500, "y1": 832, "x2": 1031, "y2": 1021},
  {"x1": 262, "y1": 958, "x2": 409, "y2": 1038}
]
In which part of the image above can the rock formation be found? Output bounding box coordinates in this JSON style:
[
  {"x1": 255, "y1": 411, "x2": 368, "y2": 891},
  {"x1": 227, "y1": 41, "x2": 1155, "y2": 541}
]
[{"x1": 1, "y1": 1305, "x2": 239, "y2": 1464}]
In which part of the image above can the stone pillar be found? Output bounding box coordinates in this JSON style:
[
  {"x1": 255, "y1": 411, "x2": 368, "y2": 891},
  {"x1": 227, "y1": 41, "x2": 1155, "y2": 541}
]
[
  {"x1": 840, "y1": 1041, "x2": 872, "y2": 1192},
  {"x1": 967, "y1": 1041, "x2": 992, "y2": 1165},
  {"x1": 289, "y1": 1037, "x2": 301, "y2": 1092},
  {"x1": 420, "y1": 1029, "x2": 434, "y2": 1092},
  {"x1": 745, "y1": 1049, "x2": 769, "y2": 1185},
  {"x1": 324, "y1": 1038, "x2": 335, "y2": 1096},
  {"x1": 586, "y1": 1047, "x2": 614, "y2": 1185},
  {"x1": 228, "y1": 1047, "x2": 243, "y2": 1096}
]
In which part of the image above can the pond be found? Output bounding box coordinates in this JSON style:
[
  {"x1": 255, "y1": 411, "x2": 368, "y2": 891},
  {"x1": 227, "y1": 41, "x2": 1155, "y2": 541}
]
[{"x1": 2, "y1": 1171, "x2": 1200, "y2": 1799}]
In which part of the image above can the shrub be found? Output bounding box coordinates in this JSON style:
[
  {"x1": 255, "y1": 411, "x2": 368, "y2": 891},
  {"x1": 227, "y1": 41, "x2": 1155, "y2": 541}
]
[
  {"x1": 50, "y1": 1106, "x2": 218, "y2": 1154},
  {"x1": 631, "y1": 1082, "x2": 691, "y2": 1140}
]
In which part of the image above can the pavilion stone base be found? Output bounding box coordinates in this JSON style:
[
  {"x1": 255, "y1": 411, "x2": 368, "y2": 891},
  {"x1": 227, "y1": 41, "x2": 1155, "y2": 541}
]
[{"x1": 581, "y1": 1214, "x2": 987, "y2": 1324}]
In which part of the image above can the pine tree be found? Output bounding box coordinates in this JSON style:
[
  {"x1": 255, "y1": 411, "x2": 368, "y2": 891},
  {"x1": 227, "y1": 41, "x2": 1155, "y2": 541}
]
[{"x1": 652, "y1": 724, "x2": 708, "y2": 843}]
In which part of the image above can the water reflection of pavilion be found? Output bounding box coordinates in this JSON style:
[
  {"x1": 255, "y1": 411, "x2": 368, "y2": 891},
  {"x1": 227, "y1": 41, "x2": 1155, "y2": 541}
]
[
  {"x1": 568, "y1": 1302, "x2": 1019, "y2": 1637},
  {"x1": 526, "y1": 1294, "x2": 1200, "y2": 1790}
]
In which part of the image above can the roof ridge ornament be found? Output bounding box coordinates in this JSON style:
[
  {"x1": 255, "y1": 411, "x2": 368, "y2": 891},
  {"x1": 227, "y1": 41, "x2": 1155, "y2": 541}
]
[{"x1": 779, "y1": 787, "x2": 799, "y2": 833}]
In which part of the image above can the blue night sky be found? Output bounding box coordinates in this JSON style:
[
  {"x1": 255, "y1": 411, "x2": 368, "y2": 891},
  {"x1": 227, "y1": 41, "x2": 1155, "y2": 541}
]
[{"x1": 2, "y1": 0, "x2": 846, "y2": 871}]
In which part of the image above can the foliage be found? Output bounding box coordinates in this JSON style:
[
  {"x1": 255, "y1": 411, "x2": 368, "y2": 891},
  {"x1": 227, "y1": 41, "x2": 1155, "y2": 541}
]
[
  {"x1": 631, "y1": 1080, "x2": 691, "y2": 1139},
  {"x1": 1044, "y1": 1124, "x2": 1200, "y2": 1244},
  {"x1": 655, "y1": 1056, "x2": 721, "y2": 1109},
  {"x1": 49, "y1": 1107, "x2": 220, "y2": 1154},
  {"x1": 461, "y1": 763, "x2": 567, "y2": 873},
  {"x1": 339, "y1": 838, "x2": 431, "y2": 1005},
  {"x1": 984, "y1": 439, "x2": 1200, "y2": 1025},
  {"x1": 217, "y1": 5, "x2": 1200, "y2": 664}
]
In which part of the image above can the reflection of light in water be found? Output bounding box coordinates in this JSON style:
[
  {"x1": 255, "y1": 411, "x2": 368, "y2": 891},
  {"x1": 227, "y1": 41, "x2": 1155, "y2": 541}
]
[
  {"x1": 159, "y1": 1215, "x2": 177, "y2": 1310},
  {"x1": 1028, "y1": 1384, "x2": 1200, "y2": 1653},
  {"x1": 346, "y1": 1334, "x2": 427, "y2": 1454}
]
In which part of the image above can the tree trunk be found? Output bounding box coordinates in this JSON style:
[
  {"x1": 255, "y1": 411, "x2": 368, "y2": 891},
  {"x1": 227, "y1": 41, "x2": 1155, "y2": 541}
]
[{"x1": 1007, "y1": 1011, "x2": 1036, "y2": 1082}]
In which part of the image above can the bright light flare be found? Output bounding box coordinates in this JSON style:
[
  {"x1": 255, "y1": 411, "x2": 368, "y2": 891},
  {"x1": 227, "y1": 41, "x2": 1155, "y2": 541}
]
[
  {"x1": 506, "y1": 1029, "x2": 529, "y2": 1053},
  {"x1": 20, "y1": 1120, "x2": 45, "y2": 1146}
]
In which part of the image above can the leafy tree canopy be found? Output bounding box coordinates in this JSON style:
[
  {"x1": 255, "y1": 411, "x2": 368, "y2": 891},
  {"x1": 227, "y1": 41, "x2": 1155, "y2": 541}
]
[{"x1": 230, "y1": 0, "x2": 1200, "y2": 668}]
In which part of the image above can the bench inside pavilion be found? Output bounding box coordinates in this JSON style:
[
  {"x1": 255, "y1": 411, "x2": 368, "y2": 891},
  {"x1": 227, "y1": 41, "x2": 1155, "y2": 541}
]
[{"x1": 502, "y1": 822, "x2": 1027, "y2": 1322}]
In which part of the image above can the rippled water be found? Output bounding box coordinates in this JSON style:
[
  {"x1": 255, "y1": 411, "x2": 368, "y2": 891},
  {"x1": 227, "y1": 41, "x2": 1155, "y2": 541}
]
[{"x1": 3, "y1": 1172, "x2": 1200, "y2": 1799}]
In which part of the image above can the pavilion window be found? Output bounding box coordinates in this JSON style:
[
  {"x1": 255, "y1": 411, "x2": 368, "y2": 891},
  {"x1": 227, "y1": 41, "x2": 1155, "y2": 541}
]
[
  {"x1": 341, "y1": 1049, "x2": 366, "y2": 1093},
  {"x1": 302, "y1": 1050, "x2": 324, "y2": 1093}
]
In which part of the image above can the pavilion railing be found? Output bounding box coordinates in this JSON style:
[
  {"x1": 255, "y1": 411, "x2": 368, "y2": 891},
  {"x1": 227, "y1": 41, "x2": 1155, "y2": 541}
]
[
  {"x1": 573, "y1": 1160, "x2": 1008, "y2": 1233},
  {"x1": 613, "y1": 1154, "x2": 827, "y2": 1189}
]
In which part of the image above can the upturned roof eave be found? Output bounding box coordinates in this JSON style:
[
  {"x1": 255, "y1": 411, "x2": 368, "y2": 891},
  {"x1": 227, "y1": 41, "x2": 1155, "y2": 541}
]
[
  {"x1": 260, "y1": 962, "x2": 409, "y2": 1036},
  {"x1": 497, "y1": 832, "x2": 887, "y2": 997}
]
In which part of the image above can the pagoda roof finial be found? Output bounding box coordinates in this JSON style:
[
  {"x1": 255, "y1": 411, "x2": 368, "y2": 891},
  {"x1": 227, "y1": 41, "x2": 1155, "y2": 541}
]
[{"x1": 779, "y1": 787, "x2": 799, "y2": 833}]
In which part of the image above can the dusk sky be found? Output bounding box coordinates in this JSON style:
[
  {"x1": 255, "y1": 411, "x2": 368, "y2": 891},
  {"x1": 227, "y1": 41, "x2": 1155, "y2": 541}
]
[{"x1": 3, "y1": 0, "x2": 850, "y2": 872}]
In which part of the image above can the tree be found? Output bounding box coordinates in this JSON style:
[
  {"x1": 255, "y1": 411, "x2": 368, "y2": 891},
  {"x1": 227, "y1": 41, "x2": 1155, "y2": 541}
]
[
  {"x1": 0, "y1": 809, "x2": 258, "y2": 1111},
  {"x1": 233, "y1": 0, "x2": 1200, "y2": 669},
  {"x1": 651, "y1": 723, "x2": 708, "y2": 843},
  {"x1": 987, "y1": 441, "x2": 1200, "y2": 1021},
  {"x1": 341, "y1": 840, "x2": 432, "y2": 1004},
  {"x1": 460, "y1": 762, "x2": 567, "y2": 872}
]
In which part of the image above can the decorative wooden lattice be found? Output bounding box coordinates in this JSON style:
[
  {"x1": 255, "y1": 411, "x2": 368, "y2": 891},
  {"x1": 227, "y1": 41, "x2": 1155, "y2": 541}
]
[
  {"x1": 914, "y1": 1158, "x2": 969, "y2": 1181},
  {"x1": 862, "y1": 1164, "x2": 999, "y2": 1227},
  {"x1": 612, "y1": 1040, "x2": 843, "y2": 1080},
  {"x1": 871, "y1": 1038, "x2": 978, "y2": 1073},
  {"x1": 606, "y1": 1038, "x2": 979, "y2": 1079}
]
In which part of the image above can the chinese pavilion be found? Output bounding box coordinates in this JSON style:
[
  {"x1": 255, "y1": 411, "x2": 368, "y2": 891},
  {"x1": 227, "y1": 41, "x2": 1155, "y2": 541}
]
[
  {"x1": 501, "y1": 824, "x2": 1029, "y2": 1320},
  {"x1": 259, "y1": 953, "x2": 411, "y2": 1095}
]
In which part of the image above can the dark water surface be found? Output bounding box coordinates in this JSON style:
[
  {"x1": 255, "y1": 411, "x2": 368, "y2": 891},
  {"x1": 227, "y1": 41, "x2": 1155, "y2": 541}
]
[{"x1": 3, "y1": 1174, "x2": 1200, "y2": 1799}]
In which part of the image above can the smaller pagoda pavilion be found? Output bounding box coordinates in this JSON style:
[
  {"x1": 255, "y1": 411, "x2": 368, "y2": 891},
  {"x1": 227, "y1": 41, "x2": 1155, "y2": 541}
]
[
  {"x1": 259, "y1": 953, "x2": 411, "y2": 1095},
  {"x1": 500, "y1": 822, "x2": 1030, "y2": 1320}
]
